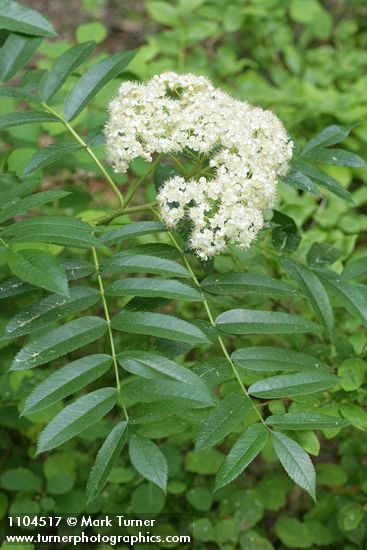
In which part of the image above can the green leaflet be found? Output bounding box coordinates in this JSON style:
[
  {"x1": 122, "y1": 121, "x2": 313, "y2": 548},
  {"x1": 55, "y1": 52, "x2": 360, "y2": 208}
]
[
  {"x1": 272, "y1": 432, "x2": 316, "y2": 501},
  {"x1": 37, "y1": 388, "x2": 117, "y2": 454},
  {"x1": 0, "y1": 0, "x2": 57, "y2": 36},
  {"x1": 40, "y1": 41, "x2": 96, "y2": 101},
  {"x1": 64, "y1": 50, "x2": 136, "y2": 121},
  {"x1": 195, "y1": 393, "x2": 253, "y2": 451},
  {"x1": 315, "y1": 269, "x2": 367, "y2": 326},
  {"x1": 201, "y1": 272, "x2": 298, "y2": 296},
  {"x1": 282, "y1": 258, "x2": 334, "y2": 337},
  {"x1": 0, "y1": 190, "x2": 69, "y2": 223},
  {"x1": 282, "y1": 170, "x2": 321, "y2": 196},
  {"x1": 302, "y1": 124, "x2": 354, "y2": 153},
  {"x1": 87, "y1": 421, "x2": 128, "y2": 503},
  {"x1": 0, "y1": 178, "x2": 39, "y2": 207},
  {"x1": 216, "y1": 309, "x2": 321, "y2": 334},
  {"x1": 8, "y1": 249, "x2": 69, "y2": 297},
  {"x1": 265, "y1": 413, "x2": 350, "y2": 430},
  {"x1": 99, "y1": 221, "x2": 166, "y2": 246},
  {"x1": 0, "y1": 259, "x2": 94, "y2": 301},
  {"x1": 0, "y1": 111, "x2": 59, "y2": 129},
  {"x1": 342, "y1": 256, "x2": 367, "y2": 280},
  {"x1": 118, "y1": 351, "x2": 213, "y2": 405},
  {"x1": 124, "y1": 378, "x2": 214, "y2": 408},
  {"x1": 1, "y1": 216, "x2": 98, "y2": 248},
  {"x1": 11, "y1": 316, "x2": 108, "y2": 371},
  {"x1": 23, "y1": 143, "x2": 85, "y2": 176},
  {"x1": 248, "y1": 371, "x2": 338, "y2": 399},
  {"x1": 4, "y1": 286, "x2": 100, "y2": 338},
  {"x1": 0, "y1": 85, "x2": 41, "y2": 102},
  {"x1": 117, "y1": 350, "x2": 208, "y2": 385},
  {"x1": 0, "y1": 34, "x2": 42, "y2": 82},
  {"x1": 292, "y1": 160, "x2": 353, "y2": 203},
  {"x1": 112, "y1": 311, "x2": 210, "y2": 345},
  {"x1": 306, "y1": 242, "x2": 341, "y2": 268},
  {"x1": 302, "y1": 147, "x2": 366, "y2": 168},
  {"x1": 101, "y1": 253, "x2": 190, "y2": 278},
  {"x1": 215, "y1": 424, "x2": 268, "y2": 491},
  {"x1": 129, "y1": 434, "x2": 168, "y2": 492},
  {"x1": 232, "y1": 346, "x2": 325, "y2": 373},
  {"x1": 106, "y1": 278, "x2": 203, "y2": 301},
  {"x1": 22, "y1": 354, "x2": 112, "y2": 415}
]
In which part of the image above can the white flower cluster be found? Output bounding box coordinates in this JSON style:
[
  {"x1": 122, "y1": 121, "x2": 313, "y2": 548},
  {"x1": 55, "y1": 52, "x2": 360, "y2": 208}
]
[{"x1": 105, "y1": 72, "x2": 293, "y2": 259}]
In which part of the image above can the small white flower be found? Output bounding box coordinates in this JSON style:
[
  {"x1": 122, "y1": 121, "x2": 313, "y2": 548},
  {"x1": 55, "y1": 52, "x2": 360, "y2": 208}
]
[{"x1": 105, "y1": 72, "x2": 293, "y2": 259}]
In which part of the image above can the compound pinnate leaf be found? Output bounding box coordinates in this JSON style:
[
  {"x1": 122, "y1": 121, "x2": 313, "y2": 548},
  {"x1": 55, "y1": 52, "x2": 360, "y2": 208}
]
[
  {"x1": 37, "y1": 388, "x2": 117, "y2": 454},
  {"x1": 87, "y1": 421, "x2": 128, "y2": 502},
  {"x1": 272, "y1": 431, "x2": 316, "y2": 501},
  {"x1": 11, "y1": 316, "x2": 108, "y2": 371},
  {"x1": 215, "y1": 424, "x2": 268, "y2": 491},
  {"x1": 248, "y1": 371, "x2": 338, "y2": 398},
  {"x1": 22, "y1": 354, "x2": 112, "y2": 415},
  {"x1": 64, "y1": 50, "x2": 135, "y2": 121},
  {"x1": 40, "y1": 41, "x2": 96, "y2": 101},
  {"x1": 216, "y1": 309, "x2": 321, "y2": 334},
  {"x1": 8, "y1": 249, "x2": 69, "y2": 297},
  {"x1": 196, "y1": 393, "x2": 252, "y2": 451},
  {"x1": 129, "y1": 434, "x2": 168, "y2": 492},
  {"x1": 112, "y1": 311, "x2": 210, "y2": 345}
]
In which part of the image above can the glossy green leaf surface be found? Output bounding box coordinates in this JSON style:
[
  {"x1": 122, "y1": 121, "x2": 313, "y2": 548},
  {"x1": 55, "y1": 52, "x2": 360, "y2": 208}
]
[
  {"x1": 0, "y1": 0, "x2": 56, "y2": 36},
  {"x1": 0, "y1": 34, "x2": 42, "y2": 81},
  {"x1": 8, "y1": 249, "x2": 69, "y2": 297},
  {"x1": 202, "y1": 273, "x2": 298, "y2": 297},
  {"x1": 215, "y1": 424, "x2": 268, "y2": 491},
  {"x1": 40, "y1": 41, "x2": 96, "y2": 101},
  {"x1": 99, "y1": 221, "x2": 166, "y2": 246},
  {"x1": 216, "y1": 309, "x2": 321, "y2": 334},
  {"x1": 37, "y1": 388, "x2": 117, "y2": 453},
  {"x1": 265, "y1": 413, "x2": 350, "y2": 430},
  {"x1": 0, "y1": 111, "x2": 59, "y2": 129},
  {"x1": 106, "y1": 277, "x2": 203, "y2": 301},
  {"x1": 23, "y1": 143, "x2": 84, "y2": 175},
  {"x1": 272, "y1": 432, "x2": 316, "y2": 501},
  {"x1": 248, "y1": 371, "x2": 338, "y2": 398},
  {"x1": 101, "y1": 253, "x2": 190, "y2": 278},
  {"x1": 129, "y1": 434, "x2": 168, "y2": 492},
  {"x1": 232, "y1": 346, "x2": 325, "y2": 373},
  {"x1": 22, "y1": 354, "x2": 112, "y2": 414},
  {"x1": 64, "y1": 50, "x2": 135, "y2": 121},
  {"x1": 4, "y1": 286, "x2": 100, "y2": 338},
  {"x1": 11, "y1": 316, "x2": 108, "y2": 370},
  {"x1": 112, "y1": 311, "x2": 210, "y2": 345},
  {"x1": 87, "y1": 421, "x2": 128, "y2": 502},
  {"x1": 196, "y1": 393, "x2": 252, "y2": 451}
]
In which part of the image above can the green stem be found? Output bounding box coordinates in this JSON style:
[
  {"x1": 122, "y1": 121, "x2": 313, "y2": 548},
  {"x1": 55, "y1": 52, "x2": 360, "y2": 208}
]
[
  {"x1": 42, "y1": 103, "x2": 124, "y2": 208},
  {"x1": 92, "y1": 247, "x2": 129, "y2": 421},
  {"x1": 168, "y1": 153, "x2": 188, "y2": 177},
  {"x1": 124, "y1": 154, "x2": 163, "y2": 207},
  {"x1": 152, "y1": 210, "x2": 267, "y2": 427},
  {"x1": 91, "y1": 202, "x2": 156, "y2": 226}
]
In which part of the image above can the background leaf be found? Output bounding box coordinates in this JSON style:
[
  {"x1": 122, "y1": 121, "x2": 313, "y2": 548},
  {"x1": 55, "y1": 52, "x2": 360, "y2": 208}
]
[{"x1": 129, "y1": 434, "x2": 168, "y2": 492}]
